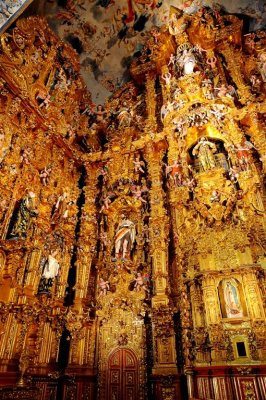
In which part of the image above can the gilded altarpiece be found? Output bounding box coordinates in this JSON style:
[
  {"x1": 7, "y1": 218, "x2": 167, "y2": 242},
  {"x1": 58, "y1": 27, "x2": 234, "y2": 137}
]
[{"x1": 0, "y1": 4, "x2": 265, "y2": 400}]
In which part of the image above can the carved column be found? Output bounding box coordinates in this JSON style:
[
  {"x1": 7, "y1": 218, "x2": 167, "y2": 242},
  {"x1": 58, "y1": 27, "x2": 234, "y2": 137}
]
[
  {"x1": 145, "y1": 141, "x2": 178, "y2": 392},
  {"x1": 219, "y1": 44, "x2": 252, "y2": 104},
  {"x1": 189, "y1": 279, "x2": 205, "y2": 329},
  {"x1": 145, "y1": 72, "x2": 157, "y2": 134},
  {"x1": 201, "y1": 275, "x2": 221, "y2": 326},
  {"x1": 73, "y1": 166, "x2": 98, "y2": 312},
  {"x1": 243, "y1": 271, "x2": 265, "y2": 319},
  {"x1": 145, "y1": 141, "x2": 169, "y2": 306}
]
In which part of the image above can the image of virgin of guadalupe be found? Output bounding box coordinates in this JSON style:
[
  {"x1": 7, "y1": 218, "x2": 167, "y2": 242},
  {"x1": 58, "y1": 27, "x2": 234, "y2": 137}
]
[{"x1": 224, "y1": 280, "x2": 243, "y2": 318}]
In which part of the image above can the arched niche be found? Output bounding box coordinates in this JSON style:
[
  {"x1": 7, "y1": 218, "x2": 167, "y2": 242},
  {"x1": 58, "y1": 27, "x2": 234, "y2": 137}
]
[{"x1": 188, "y1": 136, "x2": 229, "y2": 173}]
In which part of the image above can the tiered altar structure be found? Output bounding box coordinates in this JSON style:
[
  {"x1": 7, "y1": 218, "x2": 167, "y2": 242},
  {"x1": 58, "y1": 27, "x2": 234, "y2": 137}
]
[{"x1": 0, "y1": 5, "x2": 265, "y2": 400}]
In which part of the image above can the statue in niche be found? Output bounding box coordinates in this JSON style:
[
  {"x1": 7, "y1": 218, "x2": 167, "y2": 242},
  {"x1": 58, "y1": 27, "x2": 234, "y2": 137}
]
[
  {"x1": 9, "y1": 191, "x2": 38, "y2": 239},
  {"x1": 51, "y1": 192, "x2": 68, "y2": 224},
  {"x1": 38, "y1": 250, "x2": 60, "y2": 294},
  {"x1": 113, "y1": 214, "x2": 136, "y2": 261},
  {"x1": 223, "y1": 279, "x2": 243, "y2": 318},
  {"x1": 177, "y1": 48, "x2": 197, "y2": 75},
  {"x1": 192, "y1": 137, "x2": 217, "y2": 171}
]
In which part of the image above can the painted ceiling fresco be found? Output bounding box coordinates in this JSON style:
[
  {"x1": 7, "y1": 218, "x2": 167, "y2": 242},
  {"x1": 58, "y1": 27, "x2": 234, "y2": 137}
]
[
  {"x1": 41, "y1": 0, "x2": 265, "y2": 103},
  {"x1": 0, "y1": 0, "x2": 33, "y2": 33}
]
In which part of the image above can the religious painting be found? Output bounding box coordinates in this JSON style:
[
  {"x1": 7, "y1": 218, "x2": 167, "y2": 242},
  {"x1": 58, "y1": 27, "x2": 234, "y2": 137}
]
[
  {"x1": 0, "y1": 1, "x2": 34, "y2": 34},
  {"x1": 218, "y1": 278, "x2": 247, "y2": 319}
]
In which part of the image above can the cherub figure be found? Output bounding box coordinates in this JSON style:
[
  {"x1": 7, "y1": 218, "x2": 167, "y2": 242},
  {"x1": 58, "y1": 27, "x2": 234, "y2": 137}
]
[
  {"x1": 99, "y1": 231, "x2": 108, "y2": 251},
  {"x1": 210, "y1": 190, "x2": 220, "y2": 202},
  {"x1": 161, "y1": 72, "x2": 172, "y2": 86},
  {"x1": 95, "y1": 104, "x2": 106, "y2": 124},
  {"x1": 228, "y1": 166, "x2": 240, "y2": 183},
  {"x1": 98, "y1": 278, "x2": 110, "y2": 296},
  {"x1": 168, "y1": 53, "x2": 176, "y2": 67},
  {"x1": 151, "y1": 27, "x2": 160, "y2": 43},
  {"x1": 99, "y1": 191, "x2": 115, "y2": 212},
  {"x1": 134, "y1": 272, "x2": 149, "y2": 293},
  {"x1": 37, "y1": 91, "x2": 51, "y2": 108},
  {"x1": 258, "y1": 52, "x2": 266, "y2": 82},
  {"x1": 131, "y1": 185, "x2": 147, "y2": 204},
  {"x1": 165, "y1": 160, "x2": 183, "y2": 186},
  {"x1": 98, "y1": 165, "x2": 109, "y2": 184},
  {"x1": 40, "y1": 166, "x2": 52, "y2": 186},
  {"x1": 209, "y1": 104, "x2": 228, "y2": 122},
  {"x1": 20, "y1": 148, "x2": 31, "y2": 165},
  {"x1": 206, "y1": 56, "x2": 217, "y2": 69},
  {"x1": 133, "y1": 155, "x2": 145, "y2": 174},
  {"x1": 214, "y1": 84, "x2": 235, "y2": 99},
  {"x1": 185, "y1": 177, "x2": 196, "y2": 192}
]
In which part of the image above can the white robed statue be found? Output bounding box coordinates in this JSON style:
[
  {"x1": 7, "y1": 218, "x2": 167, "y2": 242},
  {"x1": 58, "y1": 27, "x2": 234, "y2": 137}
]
[
  {"x1": 42, "y1": 251, "x2": 60, "y2": 280},
  {"x1": 114, "y1": 214, "x2": 136, "y2": 260},
  {"x1": 38, "y1": 250, "x2": 60, "y2": 294},
  {"x1": 178, "y1": 49, "x2": 196, "y2": 75}
]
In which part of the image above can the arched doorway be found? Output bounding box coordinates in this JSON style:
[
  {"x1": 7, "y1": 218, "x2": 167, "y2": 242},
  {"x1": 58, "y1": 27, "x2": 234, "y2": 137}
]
[{"x1": 107, "y1": 348, "x2": 139, "y2": 400}]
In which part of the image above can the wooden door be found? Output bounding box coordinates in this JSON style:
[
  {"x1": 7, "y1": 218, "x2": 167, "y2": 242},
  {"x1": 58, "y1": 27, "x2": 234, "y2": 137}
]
[{"x1": 107, "y1": 348, "x2": 138, "y2": 400}]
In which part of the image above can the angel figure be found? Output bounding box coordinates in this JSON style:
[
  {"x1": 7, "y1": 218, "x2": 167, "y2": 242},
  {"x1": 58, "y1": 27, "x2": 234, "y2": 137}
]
[
  {"x1": 209, "y1": 104, "x2": 228, "y2": 122},
  {"x1": 214, "y1": 84, "x2": 235, "y2": 99},
  {"x1": 133, "y1": 155, "x2": 145, "y2": 174},
  {"x1": 36, "y1": 91, "x2": 51, "y2": 108},
  {"x1": 98, "y1": 165, "x2": 109, "y2": 184},
  {"x1": 20, "y1": 148, "x2": 31, "y2": 165},
  {"x1": 228, "y1": 166, "x2": 240, "y2": 183},
  {"x1": 98, "y1": 278, "x2": 110, "y2": 296},
  {"x1": 165, "y1": 160, "x2": 183, "y2": 186},
  {"x1": 99, "y1": 231, "x2": 108, "y2": 251},
  {"x1": 99, "y1": 191, "x2": 115, "y2": 213},
  {"x1": 94, "y1": 104, "x2": 106, "y2": 124},
  {"x1": 134, "y1": 272, "x2": 149, "y2": 293},
  {"x1": 131, "y1": 185, "x2": 147, "y2": 204},
  {"x1": 234, "y1": 140, "x2": 255, "y2": 170},
  {"x1": 40, "y1": 166, "x2": 52, "y2": 186},
  {"x1": 161, "y1": 100, "x2": 176, "y2": 121},
  {"x1": 210, "y1": 190, "x2": 221, "y2": 202},
  {"x1": 258, "y1": 52, "x2": 266, "y2": 82},
  {"x1": 168, "y1": 53, "x2": 176, "y2": 67},
  {"x1": 161, "y1": 72, "x2": 172, "y2": 87}
]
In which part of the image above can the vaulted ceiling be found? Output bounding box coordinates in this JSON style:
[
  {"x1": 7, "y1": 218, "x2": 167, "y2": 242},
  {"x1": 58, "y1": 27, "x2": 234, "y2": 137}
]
[{"x1": 2, "y1": 1, "x2": 266, "y2": 103}]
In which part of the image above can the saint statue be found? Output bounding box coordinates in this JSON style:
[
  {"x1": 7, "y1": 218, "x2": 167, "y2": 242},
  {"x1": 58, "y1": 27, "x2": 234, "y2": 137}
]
[
  {"x1": 9, "y1": 191, "x2": 38, "y2": 239},
  {"x1": 113, "y1": 214, "x2": 136, "y2": 260},
  {"x1": 192, "y1": 137, "x2": 217, "y2": 171},
  {"x1": 178, "y1": 49, "x2": 197, "y2": 75},
  {"x1": 38, "y1": 250, "x2": 60, "y2": 294}
]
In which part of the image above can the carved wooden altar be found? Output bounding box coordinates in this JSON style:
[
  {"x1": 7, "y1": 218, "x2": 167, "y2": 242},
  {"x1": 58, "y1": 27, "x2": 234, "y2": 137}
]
[{"x1": 0, "y1": 5, "x2": 265, "y2": 400}]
